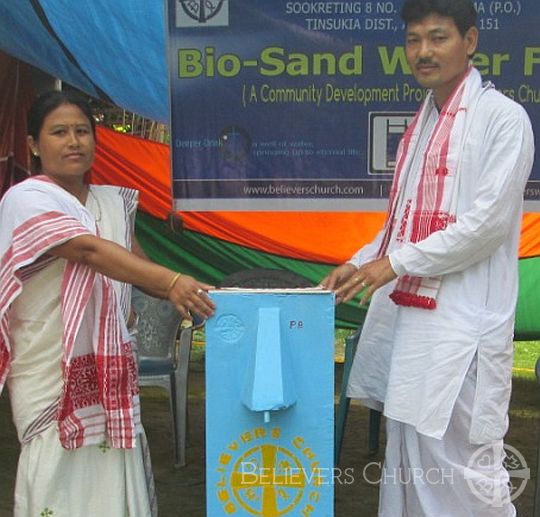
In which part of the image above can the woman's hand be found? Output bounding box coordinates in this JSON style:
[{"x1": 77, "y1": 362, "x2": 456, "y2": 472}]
[
  {"x1": 167, "y1": 273, "x2": 215, "y2": 320},
  {"x1": 48, "y1": 234, "x2": 217, "y2": 319}
]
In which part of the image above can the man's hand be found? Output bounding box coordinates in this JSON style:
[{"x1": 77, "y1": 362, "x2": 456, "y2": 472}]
[
  {"x1": 327, "y1": 257, "x2": 397, "y2": 305},
  {"x1": 320, "y1": 263, "x2": 357, "y2": 288},
  {"x1": 319, "y1": 263, "x2": 359, "y2": 304}
]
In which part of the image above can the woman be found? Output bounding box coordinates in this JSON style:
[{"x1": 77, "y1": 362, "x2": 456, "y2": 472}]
[{"x1": 0, "y1": 90, "x2": 215, "y2": 516}]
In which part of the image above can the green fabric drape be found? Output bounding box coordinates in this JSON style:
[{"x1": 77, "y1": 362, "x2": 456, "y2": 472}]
[
  {"x1": 136, "y1": 211, "x2": 540, "y2": 335},
  {"x1": 135, "y1": 211, "x2": 367, "y2": 329},
  {"x1": 515, "y1": 256, "x2": 540, "y2": 340}
]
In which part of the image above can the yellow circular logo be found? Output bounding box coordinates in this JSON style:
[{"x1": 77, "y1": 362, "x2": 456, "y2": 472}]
[
  {"x1": 214, "y1": 427, "x2": 323, "y2": 516},
  {"x1": 231, "y1": 444, "x2": 306, "y2": 516}
]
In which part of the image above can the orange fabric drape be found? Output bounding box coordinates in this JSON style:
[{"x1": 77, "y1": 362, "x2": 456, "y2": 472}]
[
  {"x1": 91, "y1": 126, "x2": 540, "y2": 263},
  {"x1": 92, "y1": 126, "x2": 172, "y2": 219},
  {"x1": 519, "y1": 213, "x2": 540, "y2": 258},
  {"x1": 181, "y1": 211, "x2": 387, "y2": 264}
]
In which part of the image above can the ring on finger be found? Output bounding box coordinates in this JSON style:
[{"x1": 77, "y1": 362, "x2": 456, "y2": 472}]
[
  {"x1": 196, "y1": 288, "x2": 204, "y2": 295},
  {"x1": 355, "y1": 276, "x2": 366, "y2": 287}
]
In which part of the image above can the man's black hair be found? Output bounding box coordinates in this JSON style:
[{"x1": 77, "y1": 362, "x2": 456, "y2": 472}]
[{"x1": 400, "y1": 0, "x2": 477, "y2": 36}]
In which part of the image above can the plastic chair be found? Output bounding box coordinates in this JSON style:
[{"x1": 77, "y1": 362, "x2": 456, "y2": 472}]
[
  {"x1": 131, "y1": 287, "x2": 204, "y2": 468},
  {"x1": 335, "y1": 326, "x2": 381, "y2": 466}
]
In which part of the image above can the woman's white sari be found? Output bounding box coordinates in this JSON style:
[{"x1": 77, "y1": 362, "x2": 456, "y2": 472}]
[{"x1": 1, "y1": 180, "x2": 157, "y2": 516}]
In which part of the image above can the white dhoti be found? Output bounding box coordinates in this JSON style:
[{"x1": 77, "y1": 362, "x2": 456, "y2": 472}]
[{"x1": 379, "y1": 360, "x2": 515, "y2": 517}]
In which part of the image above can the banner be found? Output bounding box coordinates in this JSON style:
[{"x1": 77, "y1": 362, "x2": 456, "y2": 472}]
[
  {"x1": 205, "y1": 289, "x2": 335, "y2": 516},
  {"x1": 167, "y1": 0, "x2": 540, "y2": 210}
]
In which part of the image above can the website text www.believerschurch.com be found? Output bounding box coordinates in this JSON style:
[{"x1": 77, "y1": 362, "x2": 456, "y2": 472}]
[
  {"x1": 243, "y1": 183, "x2": 364, "y2": 196},
  {"x1": 524, "y1": 186, "x2": 540, "y2": 198}
]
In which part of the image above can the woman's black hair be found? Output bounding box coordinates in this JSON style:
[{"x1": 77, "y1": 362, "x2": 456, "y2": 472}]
[
  {"x1": 27, "y1": 89, "x2": 96, "y2": 140},
  {"x1": 27, "y1": 89, "x2": 96, "y2": 173},
  {"x1": 400, "y1": 0, "x2": 477, "y2": 36}
]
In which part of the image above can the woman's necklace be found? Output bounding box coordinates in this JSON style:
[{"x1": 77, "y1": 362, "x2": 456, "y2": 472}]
[{"x1": 87, "y1": 188, "x2": 102, "y2": 222}]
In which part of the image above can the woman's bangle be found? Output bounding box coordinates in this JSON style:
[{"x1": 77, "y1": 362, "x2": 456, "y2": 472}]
[{"x1": 166, "y1": 272, "x2": 182, "y2": 295}]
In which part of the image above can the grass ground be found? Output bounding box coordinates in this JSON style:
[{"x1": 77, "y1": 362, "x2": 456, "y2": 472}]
[
  {"x1": 513, "y1": 340, "x2": 540, "y2": 380},
  {"x1": 0, "y1": 338, "x2": 538, "y2": 516},
  {"x1": 197, "y1": 328, "x2": 540, "y2": 373}
]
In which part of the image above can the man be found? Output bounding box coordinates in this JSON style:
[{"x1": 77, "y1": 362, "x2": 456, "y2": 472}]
[{"x1": 321, "y1": 0, "x2": 534, "y2": 515}]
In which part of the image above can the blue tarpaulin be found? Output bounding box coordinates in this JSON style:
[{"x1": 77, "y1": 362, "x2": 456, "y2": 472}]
[{"x1": 0, "y1": 0, "x2": 169, "y2": 122}]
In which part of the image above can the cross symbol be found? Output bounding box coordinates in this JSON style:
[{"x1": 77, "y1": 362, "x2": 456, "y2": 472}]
[{"x1": 230, "y1": 444, "x2": 307, "y2": 516}]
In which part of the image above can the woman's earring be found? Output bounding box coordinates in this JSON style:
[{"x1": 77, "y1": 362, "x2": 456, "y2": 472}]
[{"x1": 32, "y1": 151, "x2": 39, "y2": 157}]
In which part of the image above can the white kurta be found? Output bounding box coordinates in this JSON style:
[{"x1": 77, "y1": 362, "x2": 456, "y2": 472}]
[
  {"x1": 347, "y1": 87, "x2": 535, "y2": 445},
  {"x1": 7, "y1": 185, "x2": 157, "y2": 517}
]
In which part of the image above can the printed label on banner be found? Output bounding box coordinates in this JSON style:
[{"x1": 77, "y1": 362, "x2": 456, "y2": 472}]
[
  {"x1": 167, "y1": 0, "x2": 540, "y2": 209},
  {"x1": 369, "y1": 112, "x2": 414, "y2": 174},
  {"x1": 176, "y1": 0, "x2": 229, "y2": 27}
]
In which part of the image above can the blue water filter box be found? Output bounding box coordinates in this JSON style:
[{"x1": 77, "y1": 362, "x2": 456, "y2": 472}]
[{"x1": 206, "y1": 288, "x2": 335, "y2": 517}]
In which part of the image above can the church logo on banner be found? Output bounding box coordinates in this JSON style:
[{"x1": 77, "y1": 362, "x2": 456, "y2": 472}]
[{"x1": 176, "y1": 0, "x2": 229, "y2": 27}]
